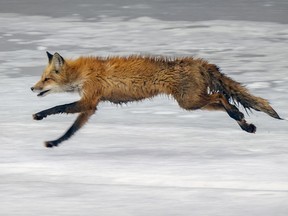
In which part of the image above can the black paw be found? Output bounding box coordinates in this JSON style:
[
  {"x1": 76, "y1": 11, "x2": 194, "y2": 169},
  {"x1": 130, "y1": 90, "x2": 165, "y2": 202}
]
[
  {"x1": 247, "y1": 123, "x2": 257, "y2": 133},
  {"x1": 33, "y1": 113, "x2": 46, "y2": 120},
  {"x1": 240, "y1": 122, "x2": 257, "y2": 133},
  {"x1": 45, "y1": 141, "x2": 58, "y2": 148}
]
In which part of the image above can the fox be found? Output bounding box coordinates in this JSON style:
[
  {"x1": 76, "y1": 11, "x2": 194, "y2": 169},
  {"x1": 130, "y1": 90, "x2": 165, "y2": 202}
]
[{"x1": 31, "y1": 51, "x2": 281, "y2": 148}]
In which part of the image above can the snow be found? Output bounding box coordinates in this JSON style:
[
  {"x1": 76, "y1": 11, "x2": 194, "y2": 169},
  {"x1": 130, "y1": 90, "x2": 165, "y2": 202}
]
[{"x1": 0, "y1": 8, "x2": 288, "y2": 216}]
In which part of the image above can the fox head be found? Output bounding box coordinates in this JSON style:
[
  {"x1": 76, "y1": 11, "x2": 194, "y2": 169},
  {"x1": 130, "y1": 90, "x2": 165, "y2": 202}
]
[{"x1": 31, "y1": 52, "x2": 78, "y2": 97}]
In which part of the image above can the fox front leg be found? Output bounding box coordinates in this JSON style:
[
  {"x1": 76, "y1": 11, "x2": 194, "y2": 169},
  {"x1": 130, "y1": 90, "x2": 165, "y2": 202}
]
[
  {"x1": 33, "y1": 101, "x2": 79, "y2": 120},
  {"x1": 33, "y1": 98, "x2": 99, "y2": 120},
  {"x1": 45, "y1": 110, "x2": 95, "y2": 148}
]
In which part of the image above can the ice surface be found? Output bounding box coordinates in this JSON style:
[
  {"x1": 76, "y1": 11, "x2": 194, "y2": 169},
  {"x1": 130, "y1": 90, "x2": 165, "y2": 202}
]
[{"x1": 0, "y1": 10, "x2": 288, "y2": 216}]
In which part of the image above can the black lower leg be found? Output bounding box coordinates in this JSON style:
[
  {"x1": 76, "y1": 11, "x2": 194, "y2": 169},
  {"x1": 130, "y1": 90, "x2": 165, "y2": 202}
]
[
  {"x1": 226, "y1": 105, "x2": 244, "y2": 121},
  {"x1": 33, "y1": 102, "x2": 78, "y2": 120},
  {"x1": 45, "y1": 122, "x2": 79, "y2": 147},
  {"x1": 45, "y1": 110, "x2": 95, "y2": 148}
]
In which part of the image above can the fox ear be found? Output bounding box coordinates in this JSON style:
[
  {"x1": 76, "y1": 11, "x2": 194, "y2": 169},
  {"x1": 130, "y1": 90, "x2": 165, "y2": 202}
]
[
  {"x1": 52, "y1": 52, "x2": 65, "y2": 71},
  {"x1": 46, "y1": 51, "x2": 53, "y2": 64}
]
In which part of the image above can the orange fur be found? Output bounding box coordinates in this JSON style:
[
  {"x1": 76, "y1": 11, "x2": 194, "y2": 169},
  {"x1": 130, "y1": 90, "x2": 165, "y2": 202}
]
[{"x1": 31, "y1": 52, "x2": 281, "y2": 147}]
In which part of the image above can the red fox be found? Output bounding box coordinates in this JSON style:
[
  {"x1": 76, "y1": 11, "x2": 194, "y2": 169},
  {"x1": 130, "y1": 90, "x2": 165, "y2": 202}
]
[{"x1": 31, "y1": 52, "x2": 281, "y2": 148}]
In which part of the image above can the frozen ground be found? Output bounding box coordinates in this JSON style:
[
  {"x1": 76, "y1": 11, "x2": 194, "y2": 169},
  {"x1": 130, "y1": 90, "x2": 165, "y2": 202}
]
[{"x1": 0, "y1": 1, "x2": 288, "y2": 216}]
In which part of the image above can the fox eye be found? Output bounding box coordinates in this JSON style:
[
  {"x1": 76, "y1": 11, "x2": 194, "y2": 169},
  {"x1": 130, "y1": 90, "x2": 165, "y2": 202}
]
[
  {"x1": 44, "y1": 78, "x2": 51, "y2": 82},
  {"x1": 54, "y1": 70, "x2": 59, "y2": 74}
]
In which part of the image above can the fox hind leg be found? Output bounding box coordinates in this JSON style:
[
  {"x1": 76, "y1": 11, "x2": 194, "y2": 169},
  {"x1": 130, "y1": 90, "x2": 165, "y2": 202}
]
[
  {"x1": 203, "y1": 103, "x2": 256, "y2": 133},
  {"x1": 202, "y1": 94, "x2": 256, "y2": 133},
  {"x1": 176, "y1": 93, "x2": 256, "y2": 133},
  {"x1": 205, "y1": 94, "x2": 245, "y2": 121}
]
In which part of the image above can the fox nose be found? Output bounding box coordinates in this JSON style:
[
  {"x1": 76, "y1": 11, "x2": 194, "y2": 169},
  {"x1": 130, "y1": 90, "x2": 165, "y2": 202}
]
[{"x1": 31, "y1": 87, "x2": 34, "y2": 91}]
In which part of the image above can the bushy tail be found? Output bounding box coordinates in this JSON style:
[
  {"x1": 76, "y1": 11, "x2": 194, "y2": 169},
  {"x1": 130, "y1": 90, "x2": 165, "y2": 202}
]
[{"x1": 206, "y1": 64, "x2": 281, "y2": 119}]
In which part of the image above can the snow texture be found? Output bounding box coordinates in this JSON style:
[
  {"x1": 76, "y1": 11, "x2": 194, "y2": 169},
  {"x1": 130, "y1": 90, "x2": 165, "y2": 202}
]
[{"x1": 0, "y1": 3, "x2": 288, "y2": 216}]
